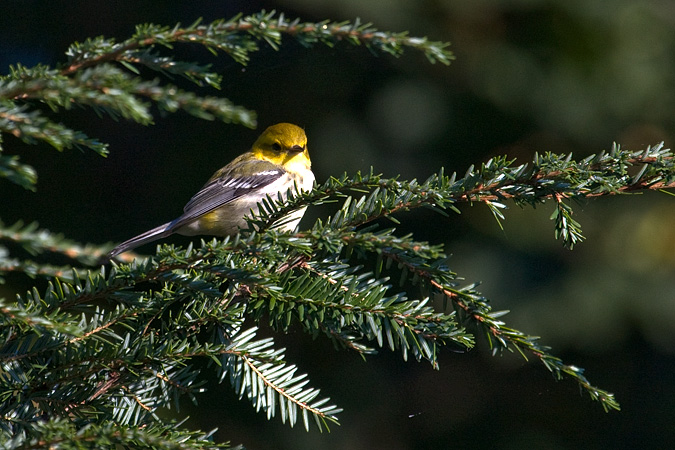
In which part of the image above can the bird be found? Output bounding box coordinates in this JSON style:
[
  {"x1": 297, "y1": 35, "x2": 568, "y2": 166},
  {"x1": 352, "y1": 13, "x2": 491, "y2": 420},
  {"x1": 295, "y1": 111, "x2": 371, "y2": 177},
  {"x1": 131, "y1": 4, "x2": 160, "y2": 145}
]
[{"x1": 107, "y1": 123, "x2": 315, "y2": 258}]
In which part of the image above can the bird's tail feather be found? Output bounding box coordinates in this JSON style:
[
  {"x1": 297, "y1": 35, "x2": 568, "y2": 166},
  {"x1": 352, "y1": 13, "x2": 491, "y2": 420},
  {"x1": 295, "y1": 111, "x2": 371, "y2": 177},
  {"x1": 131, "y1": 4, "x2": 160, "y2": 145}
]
[{"x1": 107, "y1": 222, "x2": 174, "y2": 258}]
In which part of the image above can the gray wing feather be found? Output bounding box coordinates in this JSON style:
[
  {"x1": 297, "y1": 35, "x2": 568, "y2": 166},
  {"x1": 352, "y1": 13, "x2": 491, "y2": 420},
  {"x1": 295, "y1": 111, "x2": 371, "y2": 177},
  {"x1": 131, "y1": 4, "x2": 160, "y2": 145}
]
[
  {"x1": 168, "y1": 168, "x2": 284, "y2": 231},
  {"x1": 108, "y1": 160, "x2": 284, "y2": 258}
]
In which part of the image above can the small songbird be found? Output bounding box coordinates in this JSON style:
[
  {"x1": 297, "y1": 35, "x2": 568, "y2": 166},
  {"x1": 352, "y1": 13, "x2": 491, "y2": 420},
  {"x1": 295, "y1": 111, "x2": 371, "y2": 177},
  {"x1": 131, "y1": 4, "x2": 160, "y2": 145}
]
[{"x1": 108, "y1": 123, "x2": 315, "y2": 258}]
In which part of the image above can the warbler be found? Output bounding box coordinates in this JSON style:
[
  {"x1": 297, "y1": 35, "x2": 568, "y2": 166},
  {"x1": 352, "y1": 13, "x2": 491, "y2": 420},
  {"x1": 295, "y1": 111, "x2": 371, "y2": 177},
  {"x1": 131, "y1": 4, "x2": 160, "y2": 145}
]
[{"x1": 108, "y1": 123, "x2": 314, "y2": 258}]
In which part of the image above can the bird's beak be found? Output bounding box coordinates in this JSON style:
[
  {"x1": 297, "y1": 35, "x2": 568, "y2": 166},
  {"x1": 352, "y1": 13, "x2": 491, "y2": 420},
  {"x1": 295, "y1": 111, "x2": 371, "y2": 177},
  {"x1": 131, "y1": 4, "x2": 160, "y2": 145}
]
[{"x1": 290, "y1": 145, "x2": 305, "y2": 153}]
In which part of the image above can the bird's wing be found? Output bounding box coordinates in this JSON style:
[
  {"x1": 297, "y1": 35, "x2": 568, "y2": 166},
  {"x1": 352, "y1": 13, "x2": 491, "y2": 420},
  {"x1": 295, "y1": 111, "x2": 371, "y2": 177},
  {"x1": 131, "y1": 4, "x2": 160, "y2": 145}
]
[{"x1": 170, "y1": 159, "x2": 284, "y2": 229}]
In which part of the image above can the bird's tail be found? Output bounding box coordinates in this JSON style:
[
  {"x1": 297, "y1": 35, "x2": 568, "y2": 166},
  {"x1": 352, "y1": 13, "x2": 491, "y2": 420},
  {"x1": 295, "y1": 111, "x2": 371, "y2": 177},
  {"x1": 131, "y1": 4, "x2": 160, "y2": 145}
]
[{"x1": 107, "y1": 222, "x2": 174, "y2": 258}]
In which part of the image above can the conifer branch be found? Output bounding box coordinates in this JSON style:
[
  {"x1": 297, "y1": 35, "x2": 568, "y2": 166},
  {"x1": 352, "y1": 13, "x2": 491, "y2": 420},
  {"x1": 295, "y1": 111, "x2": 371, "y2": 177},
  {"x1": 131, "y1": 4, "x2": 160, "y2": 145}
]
[
  {"x1": 0, "y1": 136, "x2": 37, "y2": 190},
  {"x1": 0, "y1": 220, "x2": 110, "y2": 282},
  {"x1": 218, "y1": 327, "x2": 341, "y2": 431},
  {"x1": 0, "y1": 257, "x2": 87, "y2": 282},
  {"x1": 58, "y1": 12, "x2": 453, "y2": 74},
  {"x1": 4, "y1": 418, "x2": 233, "y2": 450},
  {"x1": 253, "y1": 143, "x2": 674, "y2": 249},
  {"x1": 0, "y1": 220, "x2": 109, "y2": 264},
  {"x1": 0, "y1": 11, "x2": 453, "y2": 192}
]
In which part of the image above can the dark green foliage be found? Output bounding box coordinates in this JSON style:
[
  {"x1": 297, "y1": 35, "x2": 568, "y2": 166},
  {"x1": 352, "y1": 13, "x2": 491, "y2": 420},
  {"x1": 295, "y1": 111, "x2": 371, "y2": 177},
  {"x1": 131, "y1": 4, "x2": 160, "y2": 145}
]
[
  {"x1": 0, "y1": 11, "x2": 453, "y2": 193},
  {"x1": 0, "y1": 11, "x2": 456, "y2": 448},
  {"x1": 0, "y1": 9, "x2": 672, "y2": 450},
  {"x1": 4, "y1": 418, "x2": 237, "y2": 449}
]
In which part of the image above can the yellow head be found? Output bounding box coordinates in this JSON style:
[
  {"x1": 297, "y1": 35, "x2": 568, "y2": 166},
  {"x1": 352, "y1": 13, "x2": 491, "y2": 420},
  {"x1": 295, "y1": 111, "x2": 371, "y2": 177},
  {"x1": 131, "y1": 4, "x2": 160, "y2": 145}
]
[{"x1": 251, "y1": 123, "x2": 310, "y2": 168}]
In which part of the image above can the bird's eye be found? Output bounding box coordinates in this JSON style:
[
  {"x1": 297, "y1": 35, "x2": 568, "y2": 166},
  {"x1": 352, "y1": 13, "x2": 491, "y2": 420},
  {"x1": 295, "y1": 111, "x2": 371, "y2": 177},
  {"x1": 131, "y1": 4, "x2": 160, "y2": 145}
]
[{"x1": 272, "y1": 142, "x2": 282, "y2": 151}]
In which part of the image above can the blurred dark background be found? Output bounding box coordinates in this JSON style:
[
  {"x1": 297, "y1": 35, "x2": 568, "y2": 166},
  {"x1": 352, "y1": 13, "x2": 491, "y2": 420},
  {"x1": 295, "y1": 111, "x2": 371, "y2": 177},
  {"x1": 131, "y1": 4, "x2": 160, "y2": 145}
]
[{"x1": 2, "y1": 1, "x2": 675, "y2": 448}]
